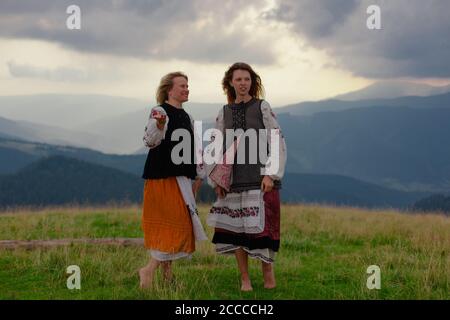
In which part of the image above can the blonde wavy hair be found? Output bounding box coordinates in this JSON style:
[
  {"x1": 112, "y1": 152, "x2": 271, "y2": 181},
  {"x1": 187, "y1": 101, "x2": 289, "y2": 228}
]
[{"x1": 156, "y1": 71, "x2": 188, "y2": 105}]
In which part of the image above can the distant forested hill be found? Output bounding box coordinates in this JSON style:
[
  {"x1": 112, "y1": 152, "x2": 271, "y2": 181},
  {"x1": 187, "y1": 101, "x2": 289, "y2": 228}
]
[
  {"x1": 413, "y1": 194, "x2": 450, "y2": 214},
  {"x1": 0, "y1": 156, "x2": 143, "y2": 208},
  {"x1": 279, "y1": 105, "x2": 450, "y2": 192}
]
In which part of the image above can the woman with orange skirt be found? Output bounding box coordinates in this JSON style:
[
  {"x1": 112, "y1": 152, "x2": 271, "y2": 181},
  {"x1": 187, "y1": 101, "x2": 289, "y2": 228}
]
[{"x1": 139, "y1": 71, "x2": 206, "y2": 289}]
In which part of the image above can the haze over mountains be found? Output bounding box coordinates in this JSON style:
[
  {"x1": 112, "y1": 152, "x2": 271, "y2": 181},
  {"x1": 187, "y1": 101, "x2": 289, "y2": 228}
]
[
  {"x1": 0, "y1": 94, "x2": 221, "y2": 154},
  {"x1": 333, "y1": 81, "x2": 450, "y2": 101},
  {"x1": 0, "y1": 115, "x2": 113, "y2": 152},
  {"x1": 77, "y1": 102, "x2": 221, "y2": 154},
  {"x1": 277, "y1": 90, "x2": 450, "y2": 117},
  {"x1": 0, "y1": 94, "x2": 146, "y2": 128},
  {"x1": 1, "y1": 81, "x2": 449, "y2": 153},
  {"x1": 1, "y1": 80, "x2": 450, "y2": 208}
]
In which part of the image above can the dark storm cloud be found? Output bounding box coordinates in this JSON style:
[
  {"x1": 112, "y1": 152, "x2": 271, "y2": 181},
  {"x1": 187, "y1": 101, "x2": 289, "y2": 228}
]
[
  {"x1": 0, "y1": 0, "x2": 275, "y2": 64},
  {"x1": 4, "y1": 0, "x2": 447, "y2": 79},
  {"x1": 266, "y1": 0, "x2": 450, "y2": 78}
]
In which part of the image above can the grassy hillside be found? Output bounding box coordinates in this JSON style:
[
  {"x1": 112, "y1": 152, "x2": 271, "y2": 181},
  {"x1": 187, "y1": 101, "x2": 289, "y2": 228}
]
[{"x1": 0, "y1": 204, "x2": 448, "y2": 299}]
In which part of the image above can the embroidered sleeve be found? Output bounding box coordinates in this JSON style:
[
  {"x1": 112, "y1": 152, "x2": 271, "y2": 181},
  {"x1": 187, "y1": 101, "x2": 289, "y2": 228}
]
[
  {"x1": 206, "y1": 107, "x2": 225, "y2": 188},
  {"x1": 143, "y1": 106, "x2": 169, "y2": 149},
  {"x1": 261, "y1": 100, "x2": 287, "y2": 181}
]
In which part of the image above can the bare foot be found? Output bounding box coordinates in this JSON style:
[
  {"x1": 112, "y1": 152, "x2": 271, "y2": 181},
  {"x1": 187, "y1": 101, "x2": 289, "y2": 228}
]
[
  {"x1": 264, "y1": 279, "x2": 276, "y2": 289},
  {"x1": 162, "y1": 266, "x2": 174, "y2": 284},
  {"x1": 240, "y1": 279, "x2": 253, "y2": 292},
  {"x1": 164, "y1": 274, "x2": 176, "y2": 286},
  {"x1": 263, "y1": 266, "x2": 276, "y2": 289},
  {"x1": 139, "y1": 267, "x2": 152, "y2": 289}
]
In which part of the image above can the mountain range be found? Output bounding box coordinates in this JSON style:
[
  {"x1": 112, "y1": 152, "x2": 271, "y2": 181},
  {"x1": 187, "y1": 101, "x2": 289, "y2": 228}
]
[
  {"x1": 0, "y1": 116, "x2": 113, "y2": 152},
  {"x1": 279, "y1": 104, "x2": 450, "y2": 192},
  {"x1": 0, "y1": 153, "x2": 428, "y2": 209},
  {"x1": 0, "y1": 94, "x2": 221, "y2": 154},
  {"x1": 1, "y1": 80, "x2": 450, "y2": 208},
  {"x1": 0, "y1": 156, "x2": 143, "y2": 208},
  {"x1": 333, "y1": 80, "x2": 450, "y2": 101},
  {"x1": 277, "y1": 91, "x2": 450, "y2": 117},
  {"x1": 0, "y1": 137, "x2": 144, "y2": 176}
]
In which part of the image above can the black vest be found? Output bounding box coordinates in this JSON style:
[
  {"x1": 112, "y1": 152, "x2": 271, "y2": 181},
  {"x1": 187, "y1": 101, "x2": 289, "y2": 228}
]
[
  {"x1": 142, "y1": 103, "x2": 197, "y2": 180},
  {"x1": 223, "y1": 98, "x2": 281, "y2": 192}
]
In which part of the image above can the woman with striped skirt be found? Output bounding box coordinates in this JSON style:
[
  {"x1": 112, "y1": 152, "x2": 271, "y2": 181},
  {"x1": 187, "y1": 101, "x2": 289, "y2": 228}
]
[{"x1": 207, "y1": 62, "x2": 287, "y2": 291}]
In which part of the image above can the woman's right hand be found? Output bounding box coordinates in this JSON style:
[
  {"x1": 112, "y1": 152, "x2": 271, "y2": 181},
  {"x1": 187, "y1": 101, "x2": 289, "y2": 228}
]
[
  {"x1": 151, "y1": 109, "x2": 167, "y2": 130},
  {"x1": 215, "y1": 186, "x2": 226, "y2": 199}
]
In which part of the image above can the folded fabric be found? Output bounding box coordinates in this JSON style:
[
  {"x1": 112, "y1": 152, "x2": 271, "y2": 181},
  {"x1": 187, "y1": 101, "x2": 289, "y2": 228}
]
[
  {"x1": 208, "y1": 137, "x2": 240, "y2": 192},
  {"x1": 209, "y1": 162, "x2": 233, "y2": 192},
  {"x1": 176, "y1": 176, "x2": 208, "y2": 241}
]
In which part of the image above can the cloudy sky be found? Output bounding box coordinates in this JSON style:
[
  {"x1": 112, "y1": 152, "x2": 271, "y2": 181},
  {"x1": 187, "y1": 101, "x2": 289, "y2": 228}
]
[{"x1": 1, "y1": 0, "x2": 449, "y2": 107}]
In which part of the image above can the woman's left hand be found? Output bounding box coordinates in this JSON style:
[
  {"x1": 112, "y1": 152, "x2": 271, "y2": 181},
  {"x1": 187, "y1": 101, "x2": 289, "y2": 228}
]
[
  {"x1": 261, "y1": 176, "x2": 274, "y2": 193},
  {"x1": 192, "y1": 178, "x2": 203, "y2": 199}
]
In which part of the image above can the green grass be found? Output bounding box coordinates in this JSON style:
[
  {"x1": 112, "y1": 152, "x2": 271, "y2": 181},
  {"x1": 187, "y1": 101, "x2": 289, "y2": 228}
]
[{"x1": 0, "y1": 204, "x2": 449, "y2": 299}]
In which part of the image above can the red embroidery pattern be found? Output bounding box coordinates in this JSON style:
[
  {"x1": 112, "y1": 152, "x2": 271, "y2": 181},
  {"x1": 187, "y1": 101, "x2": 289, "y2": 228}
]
[{"x1": 210, "y1": 206, "x2": 259, "y2": 218}]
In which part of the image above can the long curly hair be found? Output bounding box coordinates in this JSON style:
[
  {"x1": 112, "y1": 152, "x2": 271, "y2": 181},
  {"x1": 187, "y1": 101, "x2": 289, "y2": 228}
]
[{"x1": 222, "y1": 62, "x2": 265, "y2": 104}]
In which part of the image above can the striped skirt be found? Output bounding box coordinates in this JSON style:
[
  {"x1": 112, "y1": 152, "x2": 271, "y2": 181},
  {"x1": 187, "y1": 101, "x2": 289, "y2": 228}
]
[{"x1": 210, "y1": 189, "x2": 281, "y2": 264}]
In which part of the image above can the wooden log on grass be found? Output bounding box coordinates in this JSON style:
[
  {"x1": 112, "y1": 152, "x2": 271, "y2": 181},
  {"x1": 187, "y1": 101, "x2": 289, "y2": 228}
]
[{"x1": 0, "y1": 238, "x2": 144, "y2": 250}]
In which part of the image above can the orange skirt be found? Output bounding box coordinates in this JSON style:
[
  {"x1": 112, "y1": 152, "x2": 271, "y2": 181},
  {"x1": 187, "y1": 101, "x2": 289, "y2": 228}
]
[{"x1": 141, "y1": 177, "x2": 195, "y2": 254}]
